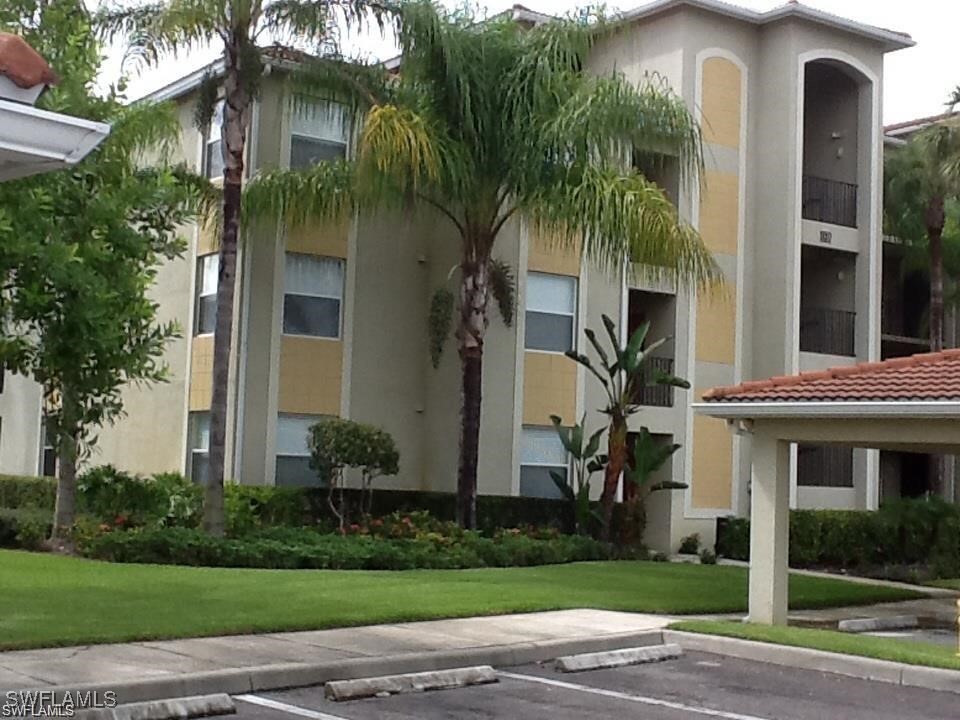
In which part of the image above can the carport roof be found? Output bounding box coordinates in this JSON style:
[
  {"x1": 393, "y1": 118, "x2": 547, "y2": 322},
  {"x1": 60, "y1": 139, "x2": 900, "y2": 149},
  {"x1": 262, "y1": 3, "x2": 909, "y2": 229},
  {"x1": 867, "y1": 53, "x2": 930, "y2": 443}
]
[{"x1": 702, "y1": 349, "x2": 960, "y2": 403}]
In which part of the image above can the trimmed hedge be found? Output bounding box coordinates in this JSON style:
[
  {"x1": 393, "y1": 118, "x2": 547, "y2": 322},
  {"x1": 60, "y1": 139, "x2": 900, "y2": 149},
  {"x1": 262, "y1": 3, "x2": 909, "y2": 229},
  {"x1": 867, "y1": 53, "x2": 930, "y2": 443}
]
[
  {"x1": 0, "y1": 471, "x2": 581, "y2": 536},
  {"x1": 81, "y1": 526, "x2": 614, "y2": 570},
  {"x1": 715, "y1": 498, "x2": 960, "y2": 574}
]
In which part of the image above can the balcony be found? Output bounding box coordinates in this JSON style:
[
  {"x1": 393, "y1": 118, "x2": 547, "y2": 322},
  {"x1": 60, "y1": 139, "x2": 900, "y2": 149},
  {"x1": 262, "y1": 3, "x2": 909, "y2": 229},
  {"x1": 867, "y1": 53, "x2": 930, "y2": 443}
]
[
  {"x1": 802, "y1": 175, "x2": 858, "y2": 229},
  {"x1": 799, "y1": 307, "x2": 856, "y2": 357},
  {"x1": 633, "y1": 356, "x2": 675, "y2": 408}
]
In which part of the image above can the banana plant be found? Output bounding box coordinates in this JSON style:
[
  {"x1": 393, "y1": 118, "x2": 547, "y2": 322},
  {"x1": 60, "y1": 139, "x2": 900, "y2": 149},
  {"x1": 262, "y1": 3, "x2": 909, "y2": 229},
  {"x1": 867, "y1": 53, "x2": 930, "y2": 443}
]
[
  {"x1": 549, "y1": 414, "x2": 604, "y2": 535},
  {"x1": 565, "y1": 314, "x2": 690, "y2": 541}
]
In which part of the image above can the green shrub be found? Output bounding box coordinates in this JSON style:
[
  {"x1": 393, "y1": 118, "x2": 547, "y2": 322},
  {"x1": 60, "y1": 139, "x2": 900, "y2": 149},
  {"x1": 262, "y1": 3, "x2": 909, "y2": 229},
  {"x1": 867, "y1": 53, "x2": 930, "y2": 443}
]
[
  {"x1": 0, "y1": 508, "x2": 51, "y2": 549},
  {"x1": 678, "y1": 533, "x2": 700, "y2": 554},
  {"x1": 225, "y1": 484, "x2": 308, "y2": 536},
  {"x1": 789, "y1": 511, "x2": 823, "y2": 566},
  {"x1": 81, "y1": 525, "x2": 613, "y2": 570},
  {"x1": 716, "y1": 498, "x2": 960, "y2": 576},
  {"x1": 715, "y1": 516, "x2": 749, "y2": 561},
  {"x1": 0, "y1": 475, "x2": 56, "y2": 510},
  {"x1": 76, "y1": 466, "x2": 201, "y2": 528},
  {"x1": 699, "y1": 548, "x2": 717, "y2": 565}
]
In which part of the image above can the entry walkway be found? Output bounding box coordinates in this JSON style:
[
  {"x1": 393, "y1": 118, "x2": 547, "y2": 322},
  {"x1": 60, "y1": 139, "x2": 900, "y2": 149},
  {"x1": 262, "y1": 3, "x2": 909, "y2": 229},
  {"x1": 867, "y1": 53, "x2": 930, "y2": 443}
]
[{"x1": 0, "y1": 609, "x2": 671, "y2": 691}]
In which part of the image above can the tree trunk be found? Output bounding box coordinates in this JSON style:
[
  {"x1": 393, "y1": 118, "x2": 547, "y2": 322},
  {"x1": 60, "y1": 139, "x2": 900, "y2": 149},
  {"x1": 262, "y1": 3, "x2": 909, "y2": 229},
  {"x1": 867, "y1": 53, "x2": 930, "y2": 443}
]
[
  {"x1": 926, "y1": 196, "x2": 946, "y2": 352},
  {"x1": 203, "y1": 49, "x2": 251, "y2": 537},
  {"x1": 600, "y1": 414, "x2": 628, "y2": 543},
  {"x1": 51, "y1": 392, "x2": 79, "y2": 545},
  {"x1": 456, "y1": 243, "x2": 490, "y2": 529}
]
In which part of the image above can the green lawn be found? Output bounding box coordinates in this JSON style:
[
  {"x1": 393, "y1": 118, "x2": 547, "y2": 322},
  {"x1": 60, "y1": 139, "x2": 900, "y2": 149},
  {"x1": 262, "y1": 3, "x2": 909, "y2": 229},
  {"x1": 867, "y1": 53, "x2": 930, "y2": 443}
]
[
  {"x1": 671, "y1": 620, "x2": 960, "y2": 671},
  {"x1": 0, "y1": 549, "x2": 923, "y2": 650},
  {"x1": 929, "y1": 579, "x2": 960, "y2": 591}
]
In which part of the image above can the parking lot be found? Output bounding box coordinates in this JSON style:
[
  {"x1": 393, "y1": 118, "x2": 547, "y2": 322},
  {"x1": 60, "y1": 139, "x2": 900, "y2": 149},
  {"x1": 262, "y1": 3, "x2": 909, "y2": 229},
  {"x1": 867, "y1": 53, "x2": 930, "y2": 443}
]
[{"x1": 231, "y1": 651, "x2": 958, "y2": 720}]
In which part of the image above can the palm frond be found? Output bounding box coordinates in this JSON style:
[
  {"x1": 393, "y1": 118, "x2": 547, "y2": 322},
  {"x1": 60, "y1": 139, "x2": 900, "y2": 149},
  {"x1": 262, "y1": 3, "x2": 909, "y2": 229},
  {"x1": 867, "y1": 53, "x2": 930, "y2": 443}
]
[
  {"x1": 95, "y1": 0, "x2": 221, "y2": 70},
  {"x1": 262, "y1": 0, "x2": 397, "y2": 49},
  {"x1": 526, "y1": 165, "x2": 720, "y2": 290},
  {"x1": 488, "y1": 258, "x2": 515, "y2": 327},
  {"x1": 293, "y1": 55, "x2": 394, "y2": 110},
  {"x1": 242, "y1": 159, "x2": 356, "y2": 227},
  {"x1": 356, "y1": 104, "x2": 443, "y2": 195}
]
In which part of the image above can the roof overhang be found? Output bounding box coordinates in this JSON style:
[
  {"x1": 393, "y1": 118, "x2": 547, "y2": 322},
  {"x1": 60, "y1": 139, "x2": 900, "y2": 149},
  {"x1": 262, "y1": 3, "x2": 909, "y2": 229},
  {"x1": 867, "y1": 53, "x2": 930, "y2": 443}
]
[
  {"x1": 618, "y1": 0, "x2": 914, "y2": 53},
  {"x1": 0, "y1": 99, "x2": 110, "y2": 181},
  {"x1": 693, "y1": 400, "x2": 960, "y2": 420}
]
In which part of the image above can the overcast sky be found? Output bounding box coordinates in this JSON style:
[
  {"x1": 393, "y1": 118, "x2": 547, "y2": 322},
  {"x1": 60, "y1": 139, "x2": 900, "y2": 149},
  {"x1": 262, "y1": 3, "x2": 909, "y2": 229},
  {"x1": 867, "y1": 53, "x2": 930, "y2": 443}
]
[{"x1": 100, "y1": 0, "x2": 957, "y2": 126}]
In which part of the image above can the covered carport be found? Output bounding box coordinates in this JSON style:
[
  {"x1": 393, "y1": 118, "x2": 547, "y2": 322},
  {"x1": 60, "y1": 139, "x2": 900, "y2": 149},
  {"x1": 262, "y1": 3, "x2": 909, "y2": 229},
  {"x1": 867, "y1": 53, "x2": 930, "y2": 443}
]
[{"x1": 693, "y1": 349, "x2": 960, "y2": 625}]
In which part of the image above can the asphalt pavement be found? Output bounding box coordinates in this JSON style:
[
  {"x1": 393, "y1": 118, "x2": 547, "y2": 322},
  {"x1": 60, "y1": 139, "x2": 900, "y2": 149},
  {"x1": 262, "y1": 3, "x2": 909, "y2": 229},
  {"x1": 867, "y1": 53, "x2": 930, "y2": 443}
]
[{"x1": 231, "y1": 650, "x2": 959, "y2": 720}]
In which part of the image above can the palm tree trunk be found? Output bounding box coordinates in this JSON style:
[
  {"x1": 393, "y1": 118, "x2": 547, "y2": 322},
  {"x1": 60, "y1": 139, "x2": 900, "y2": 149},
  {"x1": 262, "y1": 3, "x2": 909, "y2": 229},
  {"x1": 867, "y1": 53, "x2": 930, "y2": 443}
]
[
  {"x1": 600, "y1": 414, "x2": 627, "y2": 543},
  {"x1": 925, "y1": 196, "x2": 947, "y2": 497},
  {"x1": 203, "y1": 51, "x2": 251, "y2": 537},
  {"x1": 51, "y1": 391, "x2": 79, "y2": 545},
  {"x1": 456, "y1": 243, "x2": 490, "y2": 529}
]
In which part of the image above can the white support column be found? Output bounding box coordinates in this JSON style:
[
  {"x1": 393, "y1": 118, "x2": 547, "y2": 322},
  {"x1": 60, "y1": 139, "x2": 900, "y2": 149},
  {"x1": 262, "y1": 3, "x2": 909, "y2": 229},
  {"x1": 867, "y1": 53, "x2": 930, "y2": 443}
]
[{"x1": 749, "y1": 433, "x2": 791, "y2": 625}]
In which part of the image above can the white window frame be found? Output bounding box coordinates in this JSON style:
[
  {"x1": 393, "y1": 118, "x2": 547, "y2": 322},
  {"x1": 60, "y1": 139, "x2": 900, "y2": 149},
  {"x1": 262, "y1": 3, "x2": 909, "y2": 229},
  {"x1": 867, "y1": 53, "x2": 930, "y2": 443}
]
[
  {"x1": 275, "y1": 413, "x2": 324, "y2": 486},
  {"x1": 186, "y1": 412, "x2": 210, "y2": 484},
  {"x1": 204, "y1": 100, "x2": 225, "y2": 180},
  {"x1": 518, "y1": 426, "x2": 570, "y2": 498},
  {"x1": 288, "y1": 96, "x2": 350, "y2": 168},
  {"x1": 524, "y1": 271, "x2": 578, "y2": 354},
  {"x1": 282, "y1": 253, "x2": 345, "y2": 340},
  {"x1": 194, "y1": 253, "x2": 218, "y2": 337}
]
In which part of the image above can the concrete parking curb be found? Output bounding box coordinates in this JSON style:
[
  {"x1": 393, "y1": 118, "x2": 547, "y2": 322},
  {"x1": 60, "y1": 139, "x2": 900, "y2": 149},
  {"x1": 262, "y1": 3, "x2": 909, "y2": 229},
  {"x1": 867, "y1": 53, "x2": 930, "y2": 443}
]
[
  {"x1": 324, "y1": 666, "x2": 497, "y2": 701},
  {"x1": 663, "y1": 630, "x2": 960, "y2": 695},
  {"x1": 838, "y1": 615, "x2": 919, "y2": 633},
  {"x1": 22, "y1": 630, "x2": 667, "y2": 706},
  {"x1": 554, "y1": 644, "x2": 683, "y2": 672},
  {"x1": 76, "y1": 693, "x2": 235, "y2": 720}
]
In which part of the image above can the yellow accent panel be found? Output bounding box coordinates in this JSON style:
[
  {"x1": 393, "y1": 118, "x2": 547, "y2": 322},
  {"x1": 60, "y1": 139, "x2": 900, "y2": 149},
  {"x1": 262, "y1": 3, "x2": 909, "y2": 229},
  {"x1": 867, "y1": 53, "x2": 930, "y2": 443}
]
[
  {"x1": 700, "y1": 171, "x2": 739, "y2": 255},
  {"x1": 278, "y1": 336, "x2": 343, "y2": 415},
  {"x1": 522, "y1": 351, "x2": 577, "y2": 425},
  {"x1": 701, "y1": 57, "x2": 742, "y2": 148},
  {"x1": 691, "y1": 413, "x2": 733, "y2": 509},
  {"x1": 528, "y1": 228, "x2": 581, "y2": 277},
  {"x1": 197, "y1": 224, "x2": 218, "y2": 255},
  {"x1": 189, "y1": 335, "x2": 214, "y2": 411},
  {"x1": 287, "y1": 222, "x2": 349, "y2": 259},
  {"x1": 696, "y1": 290, "x2": 736, "y2": 365}
]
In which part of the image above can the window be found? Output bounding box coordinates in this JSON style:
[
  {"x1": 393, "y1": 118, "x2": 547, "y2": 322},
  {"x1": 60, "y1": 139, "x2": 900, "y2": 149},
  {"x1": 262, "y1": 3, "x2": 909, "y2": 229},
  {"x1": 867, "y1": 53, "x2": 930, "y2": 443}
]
[
  {"x1": 39, "y1": 420, "x2": 56, "y2": 478},
  {"x1": 519, "y1": 426, "x2": 568, "y2": 499},
  {"x1": 204, "y1": 100, "x2": 225, "y2": 179},
  {"x1": 276, "y1": 414, "x2": 323, "y2": 487},
  {"x1": 195, "y1": 254, "x2": 218, "y2": 335},
  {"x1": 797, "y1": 444, "x2": 853, "y2": 488},
  {"x1": 525, "y1": 272, "x2": 577, "y2": 353},
  {"x1": 289, "y1": 97, "x2": 349, "y2": 168},
  {"x1": 283, "y1": 253, "x2": 344, "y2": 338},
  {"x1": 187, "y1": 412, "x2": 210, "y2": 485}
]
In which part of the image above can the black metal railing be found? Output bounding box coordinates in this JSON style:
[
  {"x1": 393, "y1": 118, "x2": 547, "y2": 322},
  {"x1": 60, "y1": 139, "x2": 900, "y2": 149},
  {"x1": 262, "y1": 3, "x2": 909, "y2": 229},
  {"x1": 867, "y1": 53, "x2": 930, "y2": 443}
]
[
  {"x1": 797, "y1": 444, "x2": 854, "y2": 488},
  {"x1": 633, "y1": 356, "x2": 675, "y2": 407},
  {"x1": 802, "y1": 175, "x2": 858, "y2": 228},
  {"x1": 799, "y1": 307, "x2": 856, "y2": 356}
]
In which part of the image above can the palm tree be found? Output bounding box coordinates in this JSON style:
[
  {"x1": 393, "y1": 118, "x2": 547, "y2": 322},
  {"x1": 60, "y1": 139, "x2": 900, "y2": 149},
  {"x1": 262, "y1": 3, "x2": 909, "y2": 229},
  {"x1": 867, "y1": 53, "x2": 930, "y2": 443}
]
[
  {"x1": 884, "y1": 118, "x2": 960, "y2": 351},
  {"x1": 97, "y1": 0, "x2": 393, "y2": 535},
  {"x1": 245, "y1": 2, "x2": 719, "y2": 528}
]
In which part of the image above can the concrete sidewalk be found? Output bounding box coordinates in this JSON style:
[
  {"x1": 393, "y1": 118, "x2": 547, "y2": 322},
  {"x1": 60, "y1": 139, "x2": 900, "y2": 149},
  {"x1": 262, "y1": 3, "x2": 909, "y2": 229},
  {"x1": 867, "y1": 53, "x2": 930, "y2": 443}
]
[{"x1": 0, "y1": 610, "x2": 671, "y2": 697}]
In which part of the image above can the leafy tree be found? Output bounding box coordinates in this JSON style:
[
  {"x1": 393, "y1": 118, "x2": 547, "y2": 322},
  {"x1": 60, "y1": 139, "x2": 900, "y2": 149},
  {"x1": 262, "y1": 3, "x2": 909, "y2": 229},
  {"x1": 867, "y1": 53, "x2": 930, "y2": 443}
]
[
  {"x1": 619, "y1": 426, "x2": 683, "y2": 547},
  {"x1": 245, "y1": 2, "x2": 718, "y2": 528},
  {"x1": 884, "y1": 117, "x2": 960, "y2": 351},
  {"x1": 565, "y1": 315, "x2": 689, "y2": 541},
  {"x1": 309, "y1": 417, "x2": 399, "y2": 528},
  {"x1": 0, "y1": 0, "x2": 207, "y2": 542},
  {"x1": 549, "y1": 414, "x2": 603, "y2": 535},
  {"x1": 96, "y1": 0, "x2": 395, "y2": 536}
]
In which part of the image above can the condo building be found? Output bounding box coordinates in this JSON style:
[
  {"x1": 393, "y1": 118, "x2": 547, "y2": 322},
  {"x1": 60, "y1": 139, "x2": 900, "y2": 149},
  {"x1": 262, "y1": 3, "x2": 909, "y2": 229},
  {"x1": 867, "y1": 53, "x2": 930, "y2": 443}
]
[{"x1": 0, "y1": 1, "x2": 918, "y2": 550}]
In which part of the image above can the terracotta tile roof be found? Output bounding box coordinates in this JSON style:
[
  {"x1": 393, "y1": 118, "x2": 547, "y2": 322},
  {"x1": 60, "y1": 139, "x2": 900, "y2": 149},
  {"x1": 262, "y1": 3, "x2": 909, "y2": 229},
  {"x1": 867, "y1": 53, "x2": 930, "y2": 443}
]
[
  {"x1": 0, "y1": 33, "x2": 57, "y2": 89},
  {"x1": 703, "y1": 349, "x2": 960, "y2": 403}
]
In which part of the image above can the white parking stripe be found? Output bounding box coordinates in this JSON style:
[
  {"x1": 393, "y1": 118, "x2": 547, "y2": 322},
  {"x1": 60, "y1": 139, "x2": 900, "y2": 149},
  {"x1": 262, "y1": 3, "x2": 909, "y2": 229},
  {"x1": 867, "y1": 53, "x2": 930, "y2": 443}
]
[
  {"x1": 498, "y1": 671, "x2": 773, "y2": 720},
  {"x1": 234, "y1": 694, "x2": 351, "y2": 720}
]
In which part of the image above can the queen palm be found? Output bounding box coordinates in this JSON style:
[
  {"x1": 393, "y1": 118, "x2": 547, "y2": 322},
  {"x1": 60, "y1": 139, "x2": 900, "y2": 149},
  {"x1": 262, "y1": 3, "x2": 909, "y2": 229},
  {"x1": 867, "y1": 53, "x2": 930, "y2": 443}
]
[
  {"x1": 97, "y1": 0, "x2": 393, "y2": 535},
  {"x1": 245, "y1": 1, "x2": 719, "y2": 528}
]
